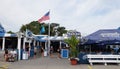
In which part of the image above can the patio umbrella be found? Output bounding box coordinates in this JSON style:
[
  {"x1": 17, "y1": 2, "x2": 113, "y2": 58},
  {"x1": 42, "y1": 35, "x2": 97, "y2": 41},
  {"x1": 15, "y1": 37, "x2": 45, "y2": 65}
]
[
  {"x1": 82, "y1": 39, "x2": 98, "y2": 45},
  {"x1": 98, "y1": 40, "x2": 120, "y2": 45}
]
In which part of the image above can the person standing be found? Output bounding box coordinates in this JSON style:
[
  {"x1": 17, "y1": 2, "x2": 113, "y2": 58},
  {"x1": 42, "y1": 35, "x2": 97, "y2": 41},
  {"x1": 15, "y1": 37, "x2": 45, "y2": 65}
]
[
  {"x1": 41, "y1": 47, "x2": 44, "y2": 57},
  {"x1": 57, "y1": 47, "x2": 61, "y2": 58},
  {"x1": 10, "y1": 49, "x2": 17, "y2": 62},
  {"x1": 34, "y1": 46, "x2": 37, "y2": 58},
  {"x1": 4, "y1": 49, "x2": 9, "y2": 61},
  {"x1": 50, "y1": 46, "x2": 53, "y2": 57},
  {"x1": 117, "y1": 48, "x2": 120, "y2": 54}
]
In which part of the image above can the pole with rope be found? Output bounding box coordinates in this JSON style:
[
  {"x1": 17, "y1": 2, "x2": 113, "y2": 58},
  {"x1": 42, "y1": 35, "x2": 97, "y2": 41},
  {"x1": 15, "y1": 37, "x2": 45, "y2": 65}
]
[
  {"x1": 48, "y1": 22, "x2": 51, "y2": 56},
  {"x1": 38, "y1": 11, "x2": 50, "y2": 56}
]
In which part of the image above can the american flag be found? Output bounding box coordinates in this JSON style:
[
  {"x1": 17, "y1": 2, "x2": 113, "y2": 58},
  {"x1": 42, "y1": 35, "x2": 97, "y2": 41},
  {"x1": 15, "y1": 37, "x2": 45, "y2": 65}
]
[{"x1": 38, "y1": 11, "x2": 50, "y2": 23}]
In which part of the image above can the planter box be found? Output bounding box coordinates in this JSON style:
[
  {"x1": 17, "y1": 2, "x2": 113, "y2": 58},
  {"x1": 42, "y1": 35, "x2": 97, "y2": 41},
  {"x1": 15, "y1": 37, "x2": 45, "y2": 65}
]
[{"x1": 70, "y1": 59, "x2": 78, "y2": 65}]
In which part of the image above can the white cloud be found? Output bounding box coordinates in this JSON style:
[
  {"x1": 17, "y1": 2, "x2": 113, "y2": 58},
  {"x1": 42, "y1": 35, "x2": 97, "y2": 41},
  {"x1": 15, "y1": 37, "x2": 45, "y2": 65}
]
[{"x1": 0, "y1": 0, "x2": 120, "y2": 36}]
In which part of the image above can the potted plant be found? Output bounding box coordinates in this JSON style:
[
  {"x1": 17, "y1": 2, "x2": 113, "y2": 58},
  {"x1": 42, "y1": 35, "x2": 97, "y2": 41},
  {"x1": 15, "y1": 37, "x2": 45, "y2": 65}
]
[{"x1": 64, "y1": 35, "x2": 80, "y2": 65}]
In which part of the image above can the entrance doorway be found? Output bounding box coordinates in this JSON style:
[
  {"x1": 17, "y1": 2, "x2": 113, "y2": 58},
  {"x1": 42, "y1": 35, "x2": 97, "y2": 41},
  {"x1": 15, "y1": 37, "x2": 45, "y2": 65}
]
[
  {"x1": 0, "y1": 38, "x2": 2, "y2": 49},
  {"x1": 5, "y1": 37, "x2": 18, "y2": 49},
  {"x1": 51, "y1": 41, "x2": 60, "y2": 53},
  {"x1": 50, "y1": 41, "x2": 60, "y2": 58}
]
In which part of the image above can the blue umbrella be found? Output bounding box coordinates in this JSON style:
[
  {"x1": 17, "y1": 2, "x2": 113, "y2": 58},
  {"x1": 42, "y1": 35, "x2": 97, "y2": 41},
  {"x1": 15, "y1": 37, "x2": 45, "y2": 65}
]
[
  {"x1": 83, "y1": 39, "x2": 98, "y2": 45},
  {"x1": 99, "y1": 40, "x2": 120, "y2": 45}
]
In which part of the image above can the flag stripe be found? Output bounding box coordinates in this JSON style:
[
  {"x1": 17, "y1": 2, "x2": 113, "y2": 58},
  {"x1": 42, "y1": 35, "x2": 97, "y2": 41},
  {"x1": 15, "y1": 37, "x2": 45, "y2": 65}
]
[{"x1": 38, "y1": 11, "x2": 50, "y2": 23}]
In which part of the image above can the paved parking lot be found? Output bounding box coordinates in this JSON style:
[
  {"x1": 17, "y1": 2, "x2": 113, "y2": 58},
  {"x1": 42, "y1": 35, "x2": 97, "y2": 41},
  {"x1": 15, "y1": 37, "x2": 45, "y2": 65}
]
[{"x1": 1, "y1": 51, "x2": 120, "y2": 69}]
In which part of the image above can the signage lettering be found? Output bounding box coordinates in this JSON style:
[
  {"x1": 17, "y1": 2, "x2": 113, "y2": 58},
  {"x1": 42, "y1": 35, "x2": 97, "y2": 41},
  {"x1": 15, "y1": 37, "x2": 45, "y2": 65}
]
[{"x1": 100, "y1": 32, "x2": 120, "y2": 37}]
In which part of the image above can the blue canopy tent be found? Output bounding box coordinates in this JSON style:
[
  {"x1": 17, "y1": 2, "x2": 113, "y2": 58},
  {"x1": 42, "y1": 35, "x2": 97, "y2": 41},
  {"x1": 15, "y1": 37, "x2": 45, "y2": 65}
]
[
  {"x1": 98, "y1": 40, "x2": 120, "y2": 45},
  {"x1": 82, "y1": 29, "x2": 120, "y2": 54},
  {"x1": 82, "y1": 39, "x2": 98, "y2": 45},
  {"x1": 84, "y1": 29, "x2": 120, "y2": 44},
  {"x1": 0, "y1": 24, "x2": 5, "y2": 37},
  {"x1": 78, "y1": 29, "x2": 120, "y2": 64}
]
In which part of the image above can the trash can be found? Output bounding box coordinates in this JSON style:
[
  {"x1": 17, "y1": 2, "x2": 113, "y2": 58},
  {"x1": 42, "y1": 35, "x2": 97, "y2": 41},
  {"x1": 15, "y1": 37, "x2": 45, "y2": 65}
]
[
  {"x1": 44, "y1": 50, "x2": 47, "y2": 56},
  {"x1": 20, "y1": 49, "x2": 24, "y2": 60},
  {"x1": 17, "y1": 49, "x2": 23, "y2": 60},
  {"x1": 30, "y1": 49, "x2": 34, "y2": 57},
  {"x1": 23, "y1": 52, "x2": 28, "y2": 60}
]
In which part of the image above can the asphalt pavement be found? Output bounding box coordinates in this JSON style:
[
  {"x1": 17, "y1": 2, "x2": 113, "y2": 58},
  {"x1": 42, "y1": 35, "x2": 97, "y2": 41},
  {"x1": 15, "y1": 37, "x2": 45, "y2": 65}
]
[{"x1": 0, "y1": 51, "x2": 120, "y2": 69}]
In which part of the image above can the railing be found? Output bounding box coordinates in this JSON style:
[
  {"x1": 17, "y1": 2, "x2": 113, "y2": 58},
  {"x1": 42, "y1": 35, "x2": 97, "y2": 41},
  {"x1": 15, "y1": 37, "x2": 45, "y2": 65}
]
[{"x1": 87, "y1": 54, "x2": 120, "y2": 65}]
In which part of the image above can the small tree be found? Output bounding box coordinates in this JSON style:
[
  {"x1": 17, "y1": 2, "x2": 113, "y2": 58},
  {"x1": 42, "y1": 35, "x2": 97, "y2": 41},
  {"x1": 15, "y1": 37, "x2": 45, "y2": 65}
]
[{"x1": 64, "y1": 35, "x2": 80, "y2": 58}]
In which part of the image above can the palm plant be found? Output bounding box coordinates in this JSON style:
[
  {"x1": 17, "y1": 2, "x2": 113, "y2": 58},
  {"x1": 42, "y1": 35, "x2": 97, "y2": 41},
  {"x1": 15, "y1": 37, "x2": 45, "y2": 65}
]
[{"x1": 64, "y1": 35, "x2": 80, "y2": 58}]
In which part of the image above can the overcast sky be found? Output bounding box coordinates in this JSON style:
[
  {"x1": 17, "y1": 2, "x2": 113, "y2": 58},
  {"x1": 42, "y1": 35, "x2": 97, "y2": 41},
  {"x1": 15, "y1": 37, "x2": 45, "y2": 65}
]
[{"x1": 0, "y1": 0, "x2": 120, "y2": 36}]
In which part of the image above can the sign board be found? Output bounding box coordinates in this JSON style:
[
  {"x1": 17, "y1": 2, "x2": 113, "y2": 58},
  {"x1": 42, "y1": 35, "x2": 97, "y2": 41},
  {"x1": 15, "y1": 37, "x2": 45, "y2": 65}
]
[{"x1": 61, "y1": 49, "x2": 69, "y2": 58}]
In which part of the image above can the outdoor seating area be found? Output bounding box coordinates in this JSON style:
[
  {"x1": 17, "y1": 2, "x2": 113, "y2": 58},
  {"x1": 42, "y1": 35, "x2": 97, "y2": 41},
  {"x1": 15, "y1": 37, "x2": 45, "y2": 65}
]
[
  {"x1": 7, "y1": 53, "x2": 17, "y2": 62},
  {"x1": 78, "y1": 44, "x2": 120, "y2": 65},
  {"x1": 4, "y1": 49, "x2": 17, "y2": 62},
  {"x1": 1, "y1": 22, "x2": 120, "y2": 67},
  {"x1": 0, "y1": 1, "x2": 120, "y2": 69}
]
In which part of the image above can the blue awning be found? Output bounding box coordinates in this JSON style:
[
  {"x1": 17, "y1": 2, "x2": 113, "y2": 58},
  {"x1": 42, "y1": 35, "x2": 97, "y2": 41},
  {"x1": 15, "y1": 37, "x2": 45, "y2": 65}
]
[
  {"x1": 85, "y1": 29, "x2": 120, "y2": 41},
  {"x1": 98, "y1": 40, "x2": 120, "y2": 45},
  {"x1": 83, "y1": 39, "x2": 98, "y2": 45},
  {"x1": 34, "y1": 36, "x2": 47, "y2": 42},
  {"x1": 0, "y1": 33, "x2": 5, "y2": 37},
  {"x1": 84, "y1": 29, "x2": 120, "y2": 45},
  {"x1": 0, "y1": 24, "x2": 5, "y2": 37}
]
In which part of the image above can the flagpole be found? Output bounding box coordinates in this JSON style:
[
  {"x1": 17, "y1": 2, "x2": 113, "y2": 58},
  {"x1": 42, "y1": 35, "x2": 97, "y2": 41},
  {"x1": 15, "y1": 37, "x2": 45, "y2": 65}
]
[
  {"x1": 48, "y1": 10, "x2": 51, "y2": 56},
  {"x1": 48, "y1": 23, "x2": 50, "y2": 37},
  {"x1": 38, "y1": 10, "x2": 50, "y2": 56},
  {"x1": 48, "y1": 10, "x2": 50, "y2": 37},
  {"x1": 48, "y1": 20, "x2": 50, "y2": 56}
]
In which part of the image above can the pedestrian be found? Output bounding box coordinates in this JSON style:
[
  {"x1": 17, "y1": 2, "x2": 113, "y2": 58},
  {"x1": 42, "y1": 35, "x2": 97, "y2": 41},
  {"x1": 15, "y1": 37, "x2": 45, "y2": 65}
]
[
  {"x1": 25, "y1": 45, "x2": 30, "y2": 56},
  {"x1": 34, "y1": 46, "x2": 37, "y2": 58},
  {"x1": 50, "y1": 46, "x2": 53, "y2": 57},
  {"x1": 117, "y1": 48, "x2": 120, "y2": 54},
  {"x1": 9, "y1": 49, "x2": 17, "y2": 62},
  {"x1": 57, "y1": 47, "x2": 61, "y2": 58},
  {"x1": 4, "y1": 49, "x2": 9, "y2": 61},
  {"x1": 41, "y1": 47, "x2": 44, "y2": 57}
]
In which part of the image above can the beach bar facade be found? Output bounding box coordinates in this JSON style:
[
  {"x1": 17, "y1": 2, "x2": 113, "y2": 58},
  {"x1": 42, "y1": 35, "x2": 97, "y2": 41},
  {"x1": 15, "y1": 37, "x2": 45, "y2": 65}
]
[{"x1": 80, "y1": 29, "x2": 120, "y2": 65}]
